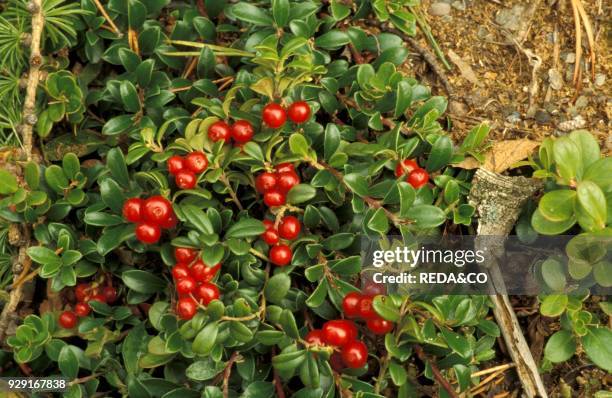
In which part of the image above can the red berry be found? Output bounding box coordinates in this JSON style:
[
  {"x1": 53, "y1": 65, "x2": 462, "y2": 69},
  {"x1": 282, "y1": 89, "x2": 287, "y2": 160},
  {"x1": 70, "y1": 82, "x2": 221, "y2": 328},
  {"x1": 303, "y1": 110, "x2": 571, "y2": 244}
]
[
  {"x1": 208, "y1": 121, "x2": 231, "y2": 143},
  {"x1": 75, "y1": 283, "x2": 90, "y2": 302},
  {"x1": 362, "y1": 281, "x2": 387, "y2": 296},
  {"x1": 357, "y1": 295, "x2": 377, "y2": 319},
  {"x1": 185, "y1": 151, "x2": 209, "y2": 173},
  {"x1": 159, "y1": 212, "x2": 178, "y2": 229},
  {"x1": 102, "y1": 286, "x2": 117, "y2": 303},
  {"x1": 275, "y1": 163, "x2": 295, "y2": 173},
  {"x1": 330, "y1": 352, "x2": 345, "y2": 371},
  {"x1": 191, "y1": 261, "x2": 221, "y2": 283},
  {"x1": 277, "y1": 171, "x2": 300, "y2": 192},
  {"x1": 196, "y1": 282, "x2": 220, "y2": 305},
  {"x1": 89, "y1": 293, "x2": 107, "y2": 303},
  {"x1": 135, "y1": 222, "x2": 162, "y2": 244},
  {"x1": 366, "y1": 317, "x2": 394, "y2": 335},
  {"x1": 74, "y1": 302, "x2": 91, "y2": 317},
  {"x1": 177, "y1": 297, "x2": 198, "y2": 320},
  {"x1": 172, "y1": 263, "x2": 192, "y2": 280},
  {"x1": 287, "y1": 101, "x2": 311, "y2": 124},
  {"x1": 305, "y1": 329, "x2": 325, "y2": 346},
  {"x1": 322, "y1": 320, "x2": 358, "y2": 347},
  {"x1": 278, "y1": 216, "x2": 301, "y2": 240},
  {"x1": 176, "y1": 277, "x2": 197, "y2": 295},
  {"x1": 263, "y1": 219, "x2": 275, "y2": 229},
  {"x1": 407, "y1": 168, "x2": 429, "y2": 189},
  {"x1": 341, "y1": 340, "x2": 368, "y2": 369},
  {"x1": 263, "y1": 189, "x2": 286, "y2": 207},
  {"x1": 142, "y1": 196, "x2": 173, "y2": 224},
  {"x1": 167, "y1": 155, "x2": 185, "y2": 175},
  {"x1": 342, "y1": 292, "x2": 362, "y2": 318},
  {"x1": 255, "y1": 172, "x2": 278, "y2": 193},
  {"x1": 175, "y1": 170, "x2": 197, "y2": 189},
  {"x1": 269, "y1": 244, "x2": 292, "y2": 267},
  {"x1": 262, "y1": 103, "x2": 287, "y2": 128},
  {"x1": 175, "y1": 247, "x2": 197, "y2": 264},
  {"x1": 395, "y1": 159, "x2": 419, "y2": 177},
  {"x1": 230, "y1": 120, "x2": 254, "y2": 143},
  {"x1": 59, "y1": 311, "x2": 78, "y2": 328},
  {"x1": 261, "y1": 228, "x2": 280, "y2": 245},
  {"x1": 122, "y1": 198, "x2": 143, "y2": 223}
]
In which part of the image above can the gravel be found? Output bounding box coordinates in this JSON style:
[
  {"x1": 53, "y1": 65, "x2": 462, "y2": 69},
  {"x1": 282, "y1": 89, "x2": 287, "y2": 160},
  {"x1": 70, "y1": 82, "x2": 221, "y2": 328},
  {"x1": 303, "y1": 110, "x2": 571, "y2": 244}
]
[{"x1": 429, "y1": 2, "x2": 451, "y2": 16}]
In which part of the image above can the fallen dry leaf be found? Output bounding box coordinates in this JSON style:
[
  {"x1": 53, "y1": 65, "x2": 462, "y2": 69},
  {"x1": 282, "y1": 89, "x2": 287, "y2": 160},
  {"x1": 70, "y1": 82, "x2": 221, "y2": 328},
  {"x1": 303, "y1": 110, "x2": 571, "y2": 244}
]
[
  {"x1": 454, "y1": 139, "x2": 540, "y2": 173},
  {"x1": 447, "y1": 49, "x2": 483, "y2": 87}
]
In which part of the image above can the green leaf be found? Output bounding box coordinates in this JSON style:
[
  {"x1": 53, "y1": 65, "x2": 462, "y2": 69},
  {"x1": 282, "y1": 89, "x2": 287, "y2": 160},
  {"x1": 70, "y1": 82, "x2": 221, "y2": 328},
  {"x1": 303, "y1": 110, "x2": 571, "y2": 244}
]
[
  {"x1": 287, "y1": 184, "x2": 316, "y2": 204},
  {"x1": 544, "y1": 330, "x2": 576, "y2": 363},
  {"x1": 271, "y1": 0, "x2": 289, "y2": 27},
  {"x1": 24, "y1": 161, "x2": 40, "y2": 189},
  {"x1": 230, "y1": 3, "x2": 273, "y2": 26},
  {"x1": 408, "y1": 205, "x2": 446, "y2": 228},
  {"x1": 225, "y1": 218, "x2": 265, "y2": 239},
  {"x1": 569, "y1": 130, "x2": 600, "y2": 169},
  {"x1": 540, "y1": 294, "x2": 568, "y2": 317},
  {"x1": 289, "y1": 133, "x2": 310, "y2": 158},
  {"x1": 102, "y1": 114, "x2": 134, "y2": 136},
  {"x1": 553, "y1": 136, "x2": 582, "y2": 182},
  {"x1": 531, "y1": 208, "x2": 576, "y2": 235},
  {"x1": 344, "y1": 173, "x2": 369, "y2": 197},
  {"x1": 582, "y1": 326, "x2": 612, "y2": 371},
  {"x1": 106, "y1": 147, "x2": 130, "y2": 188},
  {"x1": 193, "y1": 322, "x2": 218, "y2": 356},
  {"x1": 45, "y1": 165, "x2": 69, "y2": 193},
  {"x1": 272, "y1": 348, "x2": 306, "y2": 371},
  {"x1": 120, "y1": 80, "x2": 140, "y2": 112},
  {"x1": 373, "y1": 296, "x2": 400, "y2": 322},
  {"x1": 27, "y1": 246, "x2": 61, "y2": 267},
  {"x1": 583, "y1": 158, "x2": 612, "y2": 193},
  {"x1": 58, "y1": 346, "x2": 79, "y2": 379},
  {"x1": 181, "y1": 205, "x2": 214, "y2": 235},
  {"x1": 439, "y1": 328, "x2": 472, "y2": 359},
  {"x1": 593, "y1": 261, "x2": 612, "y2": 287},
  {"x1": 265, "y1": 273, "x2": 291, "y2": 304},
  {"x1": 394, "y1": 81, "x2": 412, "y2": 118},
  {"x1": 99, "y1": 178, "x2": 126, "y2": 214},
  {"x1": 576, "y1": 181, "x2": 607, "y2": 231},
  {"x1": 425, "y1": 136, "x2": 452, "y2": 172},
  {"x1": 186, "y1": 358, "x2": 225, "y2": 381},
  {"x1": 367, "y1": 208, "x2": 389, "y2": 234},
  {"x1": 541, "y1": 258, "x2": 566, "y2": 291},
  {"x1": 538, "y1": 190, "x2": 576, "y2": 222},
  {"x1": 324, "y1": 124, "x2": 341, "y2": 161},
  {"x1": 121, "y1": 270, "x2": 167, "y2": 294},
  {"x1": 315, "y1": 30, "x2": 350, "y2": 50},
  {"x1": 389, "y1": 361, "x2": 407, "y2": 386},
  {"x1": 305, "y1": 279, "x2": 328, "y2": 308}
]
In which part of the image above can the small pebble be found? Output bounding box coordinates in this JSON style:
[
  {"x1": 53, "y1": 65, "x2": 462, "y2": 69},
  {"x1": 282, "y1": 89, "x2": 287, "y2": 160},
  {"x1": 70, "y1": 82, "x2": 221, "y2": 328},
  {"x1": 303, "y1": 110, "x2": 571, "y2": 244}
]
[
  {"x1": 535, "y1": 109, "x2": 551, "y2": 125},
  {"x1": 451, "y1": 1, "x2": 466, "y2": 11},
  {"x1": 506, "y1": 111, "x2": 521, "y2": 124},
  {"x1": 594, "y1": 73, "x2": 606, "y2": 87},
  {"x1": 429, "y1": 2, "x2": 451, "y2": 16},
  {"x1": 574, "y1": 96, "x2": 589, "y2": 110},
  {"x1": 564, "y1": 52, "x2": 576, "y2": 63},
  {"x1": 557, "y1": 115, "x2": 586, "y2": 132},
  {"x1": 548, "y1": 68, "x2": 563, "y2": 90}
]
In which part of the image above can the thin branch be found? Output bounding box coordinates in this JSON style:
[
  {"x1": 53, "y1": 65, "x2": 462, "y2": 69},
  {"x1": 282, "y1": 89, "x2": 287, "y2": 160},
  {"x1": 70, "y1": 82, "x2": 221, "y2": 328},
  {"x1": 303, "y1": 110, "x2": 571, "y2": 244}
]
[
  {"x1": 414, "y1": 345, "x2": 459, "y2": 398},
  {"x1": 222, "y1": 352, "x2": 240, "y2": 398},
  {"x1": 219, "y1": 172, "x2": 244, "y2": 211}
]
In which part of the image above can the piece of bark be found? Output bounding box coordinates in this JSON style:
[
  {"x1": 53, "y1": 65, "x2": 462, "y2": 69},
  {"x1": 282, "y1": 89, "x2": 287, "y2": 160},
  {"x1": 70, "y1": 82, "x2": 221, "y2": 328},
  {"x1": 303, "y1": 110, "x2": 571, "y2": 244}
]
[{"x1": 469, "y1": 168, "x2": 547, "y2": 398}]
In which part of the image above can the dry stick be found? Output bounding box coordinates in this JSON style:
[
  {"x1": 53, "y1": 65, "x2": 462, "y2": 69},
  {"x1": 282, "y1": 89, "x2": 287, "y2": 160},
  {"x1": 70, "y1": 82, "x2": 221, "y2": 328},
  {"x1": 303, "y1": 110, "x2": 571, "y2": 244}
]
[
  {"x1": 92, "y1": 0, "x2": 121, "y2": 36},
  {"x1": 570, "y1": 0, "x2": 582, "y2": 85},
  {"x1": 574, "y1": 0, "x2": 596, "y2": 80},
  {"x1": 414, "y1": 345, "x2": 459, "y2": 398},
  {"x1": 222, "y1": 351, "x2": 240, "y2": 398},
  {"x1": 20, "y1": 0, "x2": 44, "y2": 161},
  {"x1": 468, "y1": 169, "x2": 547, "y2": 398}
]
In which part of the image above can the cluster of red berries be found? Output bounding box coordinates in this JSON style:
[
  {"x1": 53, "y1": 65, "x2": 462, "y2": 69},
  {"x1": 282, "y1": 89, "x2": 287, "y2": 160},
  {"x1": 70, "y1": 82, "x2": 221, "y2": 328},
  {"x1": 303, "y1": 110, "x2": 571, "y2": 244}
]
[
  {"x1": 342, "y1": 291, "x2": 394, "y2": 335},
  {"x1": 58, "y1": 283, "x2": 118, "y2": 328},
  {"x1": 171, "y1": 247, "x2": 221, "y2": 320},
  {"x1": 305, "y1": 320, "x2": 368, "y2": 369},
  {"x1": 255, "y1": 163, "x2": 300, "y2": 207},
  {"x1": 395, "y1": 159, "x2": 430, "y2": 189},
  {"x1": 167, "y1": 151, "x2": 208, "y2": 189},
  {"x1": 261, "y1": 215, "x2": 301, "y2": 267},
  {"x1": 122, "y1": 196, "x2": 176, "y2": 244},
  {"x1": 207, "y1": 119, "x2": 255, "y2": 145},
  {"x1": 261, "y1": 101, "x2": 312, "y2": 129}
]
